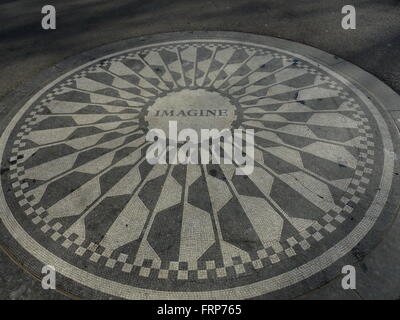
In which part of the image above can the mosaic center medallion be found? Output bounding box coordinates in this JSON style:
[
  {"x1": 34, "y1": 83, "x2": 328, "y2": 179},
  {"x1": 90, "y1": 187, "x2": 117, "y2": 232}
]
[
  {"x1": 0, "y1": 32, "x2": 398, "y2": 299},
  {"x1": 145, "y1": 88, "x2": 237, "y2": 134}
]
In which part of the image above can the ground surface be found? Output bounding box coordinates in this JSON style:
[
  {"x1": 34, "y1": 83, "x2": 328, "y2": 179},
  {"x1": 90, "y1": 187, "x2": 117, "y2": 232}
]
[{"x1": 1, "y1": 0, "x2": 400, "y2": 300}]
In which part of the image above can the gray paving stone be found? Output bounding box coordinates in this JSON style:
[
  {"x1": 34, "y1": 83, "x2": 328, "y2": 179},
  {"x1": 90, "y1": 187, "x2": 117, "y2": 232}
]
[{"x1": 296, "y1": 278, "x2": 362, "y2": 300}]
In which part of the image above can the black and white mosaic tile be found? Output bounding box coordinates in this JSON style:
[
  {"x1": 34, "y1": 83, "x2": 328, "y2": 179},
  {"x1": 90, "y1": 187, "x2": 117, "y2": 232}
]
[{"x1": 0, "y1": 32, "x2": 399, "y2": 299}]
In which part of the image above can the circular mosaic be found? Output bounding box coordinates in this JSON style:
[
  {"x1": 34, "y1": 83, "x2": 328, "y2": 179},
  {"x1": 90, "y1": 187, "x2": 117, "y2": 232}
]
[{"x1": 0, "y1": 32, "x2": 399, "y2": 299}]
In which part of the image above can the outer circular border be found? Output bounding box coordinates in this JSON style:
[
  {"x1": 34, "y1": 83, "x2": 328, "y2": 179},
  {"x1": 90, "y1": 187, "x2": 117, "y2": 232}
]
[
  {"x1": 0, "y1": 31, "x2": 399, "y2": 300},
  {"x1": 7, "y1": 42, "x2": 375, "y2": 278}
]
